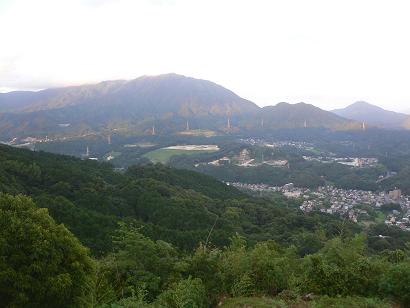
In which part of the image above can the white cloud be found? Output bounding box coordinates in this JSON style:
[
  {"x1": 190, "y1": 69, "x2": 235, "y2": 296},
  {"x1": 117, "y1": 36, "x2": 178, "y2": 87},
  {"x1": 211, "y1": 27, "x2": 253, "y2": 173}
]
[{"x1": 1, "y1": 0, "x2": 410, "y2": 111}]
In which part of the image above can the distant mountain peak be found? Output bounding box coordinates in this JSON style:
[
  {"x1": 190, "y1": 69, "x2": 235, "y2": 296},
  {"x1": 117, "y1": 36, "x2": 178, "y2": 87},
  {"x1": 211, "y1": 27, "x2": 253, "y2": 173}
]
[
  {"x1": 275, "y1": 101, "x2": 309, "y2": 107},
  {"x1": 137, "y1": 72, "x2": 185, "y2": 80},
  {"x1": 351, "y1": 101, "x2": 372, "y2": 106},
  {"x1": 259, "y1": 101, "x2": 359, "y2": 130},
  {"x1": 344, "y1": 101, "x2": 387, "y2": 111},
  {"x1": 274, "y1": 101, "x2": 322, "y2": 110},
  {"x1": 332, "y1": 101, "x2": 410, "y2": 129}
]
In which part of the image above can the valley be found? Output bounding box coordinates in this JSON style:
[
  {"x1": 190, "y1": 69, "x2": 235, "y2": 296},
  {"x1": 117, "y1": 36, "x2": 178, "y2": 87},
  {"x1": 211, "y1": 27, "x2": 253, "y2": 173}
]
[{"x1": 9, "y1": 126, "x2": 410, "y2": 236}]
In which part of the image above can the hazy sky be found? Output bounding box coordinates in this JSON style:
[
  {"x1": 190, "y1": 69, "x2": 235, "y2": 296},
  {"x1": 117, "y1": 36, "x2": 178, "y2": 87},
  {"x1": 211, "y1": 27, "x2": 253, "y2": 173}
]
[{"x1": 1, "y1": 0, "x2": 410, "y2": 112}]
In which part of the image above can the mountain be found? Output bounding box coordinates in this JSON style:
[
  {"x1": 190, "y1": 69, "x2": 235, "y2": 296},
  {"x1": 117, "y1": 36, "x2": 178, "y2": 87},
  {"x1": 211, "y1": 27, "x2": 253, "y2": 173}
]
[
  {"x1": 15, "y1": 74, "x2": 259, "y2": 116},
  {"x1": 332, "y1": 101, "x2": 410, "y2": 129},
  {"x1": 0, "y1": 74, "x2": 260, "y2": 138},
  {"x1": 258, "y1": 102, "x2": 359, "y2": 130},
  {"x1": 0, "y1": 74, "x2": 359, "y2": 139}
]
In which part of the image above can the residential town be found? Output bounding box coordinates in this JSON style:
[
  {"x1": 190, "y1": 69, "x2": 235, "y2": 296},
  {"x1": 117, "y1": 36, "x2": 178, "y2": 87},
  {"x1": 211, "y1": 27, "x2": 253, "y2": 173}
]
[{"x1": 229, "y1": 182, "x2": 410, "y2": 231}]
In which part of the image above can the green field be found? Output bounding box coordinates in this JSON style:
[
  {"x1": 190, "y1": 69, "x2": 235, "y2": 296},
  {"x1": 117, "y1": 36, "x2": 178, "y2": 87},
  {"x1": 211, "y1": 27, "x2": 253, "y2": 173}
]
[{"x1": 143, "y1": 148, "x2": 216, "y2": 164}]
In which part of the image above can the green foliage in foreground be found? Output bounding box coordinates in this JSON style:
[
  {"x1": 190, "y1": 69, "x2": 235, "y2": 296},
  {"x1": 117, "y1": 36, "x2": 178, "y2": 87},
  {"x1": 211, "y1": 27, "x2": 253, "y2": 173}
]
[
  {"x1": 0, "y1": 194, "x2": 94, "y2": 308},
  {"x1": 89, "y1": 224, "x2": 409, "y2": 307},
  {"x1": 1, "y1": 191, "x2": 410, "y2": 307}
]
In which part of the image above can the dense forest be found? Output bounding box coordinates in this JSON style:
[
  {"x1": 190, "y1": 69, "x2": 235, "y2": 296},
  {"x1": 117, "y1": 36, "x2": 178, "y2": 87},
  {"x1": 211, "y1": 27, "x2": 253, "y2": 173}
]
[{"x1": 2, "y1": 144, "x2": 410, "y2": 307}]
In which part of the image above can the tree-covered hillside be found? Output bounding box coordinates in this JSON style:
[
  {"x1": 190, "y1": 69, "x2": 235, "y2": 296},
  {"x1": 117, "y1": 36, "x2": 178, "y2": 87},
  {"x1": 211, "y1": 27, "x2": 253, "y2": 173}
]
[{"x1": 0, "y1": 144, "x2": 366, "y2": 255}]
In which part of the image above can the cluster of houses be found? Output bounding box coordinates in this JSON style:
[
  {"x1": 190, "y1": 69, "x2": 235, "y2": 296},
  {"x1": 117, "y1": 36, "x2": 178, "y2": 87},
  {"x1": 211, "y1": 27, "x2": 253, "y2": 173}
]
[
  {"x1": 240, "y1": 138, "x2": 315, "y2": 151},
  {"x1": 2, "y1": 129, "x2": 98, "y2": 149},
  {"x1": 1, "y1": 136, "x2": 50, "y2": 149},
  {"x1": 228, "y1": 182, "x2": 410, "y2": 231}
]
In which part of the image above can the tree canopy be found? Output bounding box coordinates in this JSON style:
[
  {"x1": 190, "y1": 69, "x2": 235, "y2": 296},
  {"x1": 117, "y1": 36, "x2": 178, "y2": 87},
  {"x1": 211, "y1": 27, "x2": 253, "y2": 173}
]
[{"x1": 0, "y1": 193, "x2": 94, "y2": 307}]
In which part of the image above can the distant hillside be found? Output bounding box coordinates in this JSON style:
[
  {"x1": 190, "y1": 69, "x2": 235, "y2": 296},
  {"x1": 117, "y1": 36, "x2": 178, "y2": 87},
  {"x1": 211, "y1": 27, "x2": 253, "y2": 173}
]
[
  {"x1": 0, "y1": 91, "x2": 56, "y2": 113},
  {"x1": 0, "y1": 74, "x2": 360, "y2": 139},
  {"x1": 332, "y1": 101, "x2": 410, "y2": 129},
  {"x1": 258, "y1": 102, "x2": 360, "y2": 130}
]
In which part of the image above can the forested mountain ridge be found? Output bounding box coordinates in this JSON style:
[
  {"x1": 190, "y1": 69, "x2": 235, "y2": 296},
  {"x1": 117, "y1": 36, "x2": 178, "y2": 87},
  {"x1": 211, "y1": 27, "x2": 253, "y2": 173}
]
[
  {"x1": 0, "y1": 74, "x2": 360, "y2": 139},
  {"x1": 0, "y1": 144, "x2": 241, "y2": 253},
  {"x1": 259, "y1": 102, "x2": 359, "y2": 130},
  {"x1": 0, "y1": 74, "x2": 258, "y2": 138},
  {"x1": 1, "y1": 74, "x2": 258, "y2": 115},
  {"x1": 0, "y1": 144, "x2": 362, "y2": 254}
]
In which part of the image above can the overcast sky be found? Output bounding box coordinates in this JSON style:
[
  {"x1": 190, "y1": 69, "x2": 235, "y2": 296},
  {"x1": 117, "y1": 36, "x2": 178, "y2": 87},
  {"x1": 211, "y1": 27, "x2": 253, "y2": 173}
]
[{"x1": 1, "y1": 0, "x2": 410, "y2": 112}]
